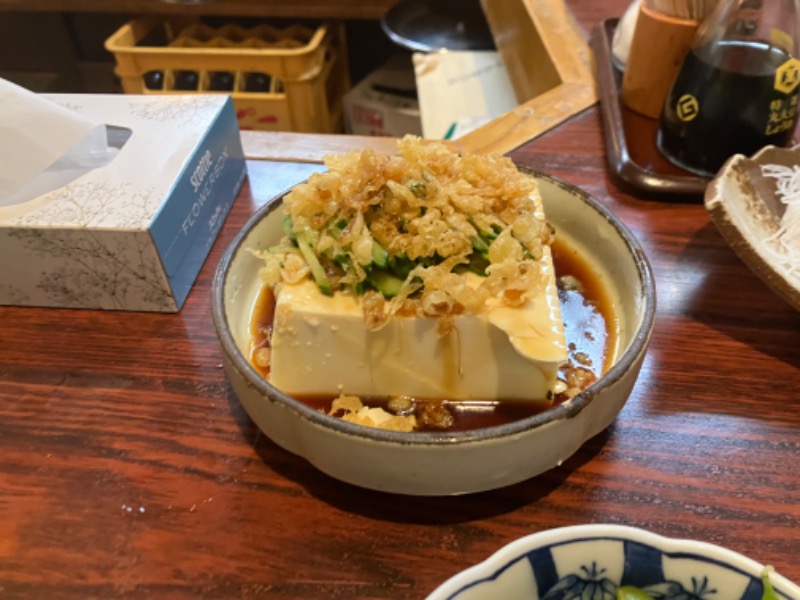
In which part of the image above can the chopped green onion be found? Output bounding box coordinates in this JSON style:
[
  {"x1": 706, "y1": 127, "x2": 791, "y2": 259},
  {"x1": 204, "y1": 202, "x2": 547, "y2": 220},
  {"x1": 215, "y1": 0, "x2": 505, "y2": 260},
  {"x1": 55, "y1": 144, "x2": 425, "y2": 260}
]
[{"x1": 410, "y1": 182, "x2": 427, "y2": 199}]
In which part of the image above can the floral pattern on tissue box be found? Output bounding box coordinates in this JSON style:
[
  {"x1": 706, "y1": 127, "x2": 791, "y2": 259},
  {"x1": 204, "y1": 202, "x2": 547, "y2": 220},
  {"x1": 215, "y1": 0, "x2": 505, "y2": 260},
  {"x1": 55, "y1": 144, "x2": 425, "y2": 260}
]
[{"x1": 0, "y1": 94, "x2": 246, "y2": 312}]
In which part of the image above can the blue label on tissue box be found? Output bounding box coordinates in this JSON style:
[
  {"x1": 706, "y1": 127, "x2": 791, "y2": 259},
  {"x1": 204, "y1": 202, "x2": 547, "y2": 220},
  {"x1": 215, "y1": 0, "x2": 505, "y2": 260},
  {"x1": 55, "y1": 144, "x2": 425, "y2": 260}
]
[{"x1": 149, "y1": 96, "x2": 247, "y2": 309}]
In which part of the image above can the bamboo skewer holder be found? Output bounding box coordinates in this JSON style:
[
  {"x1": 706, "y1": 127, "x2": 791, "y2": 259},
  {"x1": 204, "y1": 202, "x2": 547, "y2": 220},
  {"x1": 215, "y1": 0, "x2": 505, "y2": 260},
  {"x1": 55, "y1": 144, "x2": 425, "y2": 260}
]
[{"x1": 621, "y1": 2, "x2": 699, "y2": 119}]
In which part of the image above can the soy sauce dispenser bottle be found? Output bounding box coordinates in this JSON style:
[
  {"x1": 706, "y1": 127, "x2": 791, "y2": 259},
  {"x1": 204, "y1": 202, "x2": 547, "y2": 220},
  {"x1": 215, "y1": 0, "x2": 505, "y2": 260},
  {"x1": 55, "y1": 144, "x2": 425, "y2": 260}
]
[{"x1": 657, "y1": 0, "x2": 800, "y2": 177}]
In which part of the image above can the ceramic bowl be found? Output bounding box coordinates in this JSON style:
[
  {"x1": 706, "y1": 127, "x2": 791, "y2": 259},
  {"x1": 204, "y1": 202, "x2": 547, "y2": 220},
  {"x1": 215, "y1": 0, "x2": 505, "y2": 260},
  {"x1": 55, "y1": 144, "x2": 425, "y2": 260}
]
[
  {"x1": 427, "y1": 524, "x2": 800, "y2": 600},
  {"x1": 706, "y1": 145, "x2": 800, "y2": 312},
  {"x1": 211, "y1": 169, "x2": 656, "y2": 495}
]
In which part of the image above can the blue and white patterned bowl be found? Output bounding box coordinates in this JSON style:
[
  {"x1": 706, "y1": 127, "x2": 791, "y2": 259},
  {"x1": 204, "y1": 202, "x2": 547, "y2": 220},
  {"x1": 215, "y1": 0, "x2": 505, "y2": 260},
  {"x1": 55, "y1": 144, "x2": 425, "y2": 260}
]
[{"x1": 427, "y1": 525, "x2": 800, "y2": 600}]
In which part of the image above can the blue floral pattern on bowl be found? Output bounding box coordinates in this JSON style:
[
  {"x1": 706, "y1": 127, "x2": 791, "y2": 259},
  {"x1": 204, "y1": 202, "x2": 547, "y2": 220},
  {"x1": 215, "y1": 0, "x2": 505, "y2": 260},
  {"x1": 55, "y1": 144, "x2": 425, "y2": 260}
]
[{"x1": 427, "y1": 526, "x2": 800, "y2": 600}]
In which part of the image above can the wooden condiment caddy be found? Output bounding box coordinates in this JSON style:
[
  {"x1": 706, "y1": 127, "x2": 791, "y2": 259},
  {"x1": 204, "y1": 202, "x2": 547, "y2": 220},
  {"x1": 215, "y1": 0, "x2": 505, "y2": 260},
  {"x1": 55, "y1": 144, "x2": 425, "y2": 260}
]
[{"x1": 620, "y1": 2, "x2": 700, "y2": 119}]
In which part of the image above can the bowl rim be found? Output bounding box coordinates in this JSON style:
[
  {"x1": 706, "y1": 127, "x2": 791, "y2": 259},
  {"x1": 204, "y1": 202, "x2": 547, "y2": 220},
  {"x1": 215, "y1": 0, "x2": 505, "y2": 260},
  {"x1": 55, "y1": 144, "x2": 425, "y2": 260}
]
[
  {"x1": 704, "y1": 144, "x2": 800, "y2": 312},
  {"x1": 211, "y1": 168, "x2": 657, "y2": 445},
  {"x1": 427, "y1": 524, "x2": 800, "y2": 600}
]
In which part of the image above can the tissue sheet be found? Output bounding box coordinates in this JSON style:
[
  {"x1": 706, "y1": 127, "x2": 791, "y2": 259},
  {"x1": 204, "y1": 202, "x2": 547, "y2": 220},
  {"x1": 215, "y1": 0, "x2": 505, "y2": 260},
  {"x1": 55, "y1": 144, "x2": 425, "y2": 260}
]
[
  {"x1": 0, "y1": 93, "x2": 247, "y2": 312},
  {"x1": 0, "y1": 78, "x2": 110, "y2": 202}
]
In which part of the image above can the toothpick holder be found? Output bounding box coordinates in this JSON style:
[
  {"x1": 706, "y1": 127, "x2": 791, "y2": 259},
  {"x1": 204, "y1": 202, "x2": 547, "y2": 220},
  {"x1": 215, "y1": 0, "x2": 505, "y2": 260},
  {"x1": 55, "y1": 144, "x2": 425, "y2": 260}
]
[{"x1": 620, "y1": 3, "x2": 699, "y2": 119}]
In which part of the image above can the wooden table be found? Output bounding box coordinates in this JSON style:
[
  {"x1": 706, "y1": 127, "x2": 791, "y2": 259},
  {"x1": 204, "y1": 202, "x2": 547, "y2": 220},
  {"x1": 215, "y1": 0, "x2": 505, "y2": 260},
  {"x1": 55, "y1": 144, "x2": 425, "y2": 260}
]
[
  {"x1": 2, "y1": 1, "x2": 799, "y2": 597},
  {"x1": 0, "y1": 0, "x2": 398, "y2": 19}
]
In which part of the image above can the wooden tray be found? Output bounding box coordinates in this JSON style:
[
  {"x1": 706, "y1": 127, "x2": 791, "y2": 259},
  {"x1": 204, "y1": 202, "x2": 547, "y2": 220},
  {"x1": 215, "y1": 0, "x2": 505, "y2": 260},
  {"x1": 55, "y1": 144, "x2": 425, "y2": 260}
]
[{"x1": 590, "y1": 18, "x2": 709, "y2": 199}]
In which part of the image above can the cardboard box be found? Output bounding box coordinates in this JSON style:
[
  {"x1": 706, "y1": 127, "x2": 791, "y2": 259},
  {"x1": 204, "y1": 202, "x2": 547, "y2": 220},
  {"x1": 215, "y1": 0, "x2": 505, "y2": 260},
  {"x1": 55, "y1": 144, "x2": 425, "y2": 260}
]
[
  {"x1": 343, "y1": 55, "x2": 423, "y2": 138},
  {"x1": 0, "y1": 94, "x2": 247, "y2": 312},
  {"x1": 413, "y1": 51, "x2": 517, "y2": 140}
]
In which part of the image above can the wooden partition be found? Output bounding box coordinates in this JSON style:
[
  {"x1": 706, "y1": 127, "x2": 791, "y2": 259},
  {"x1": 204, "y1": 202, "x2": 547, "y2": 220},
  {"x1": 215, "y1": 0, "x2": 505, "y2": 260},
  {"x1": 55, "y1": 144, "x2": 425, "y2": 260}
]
[{"x1": 454, "y1": 0, "x2": 598, "y2": 155}]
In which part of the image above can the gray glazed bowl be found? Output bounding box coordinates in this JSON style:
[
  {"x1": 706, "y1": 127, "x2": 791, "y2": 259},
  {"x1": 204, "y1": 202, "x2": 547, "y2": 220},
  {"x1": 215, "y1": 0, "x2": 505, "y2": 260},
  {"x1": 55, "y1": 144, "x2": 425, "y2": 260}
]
[{"x1": 211, "y1": 170, "x2": 656, "y2": 495}]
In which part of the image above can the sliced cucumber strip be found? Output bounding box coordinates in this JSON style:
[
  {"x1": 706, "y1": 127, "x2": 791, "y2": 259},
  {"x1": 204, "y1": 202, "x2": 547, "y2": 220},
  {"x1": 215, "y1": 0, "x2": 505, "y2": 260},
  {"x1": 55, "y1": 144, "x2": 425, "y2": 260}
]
[
  {"x1": 371, "y1": 240, "x2": 389, "y2": 268},
  {"x1": 368, "y1": 269, "x2": 405, "y2": 298},
  {"x1": 297, "y1": 232, "x2": 333, "y2": 295}
]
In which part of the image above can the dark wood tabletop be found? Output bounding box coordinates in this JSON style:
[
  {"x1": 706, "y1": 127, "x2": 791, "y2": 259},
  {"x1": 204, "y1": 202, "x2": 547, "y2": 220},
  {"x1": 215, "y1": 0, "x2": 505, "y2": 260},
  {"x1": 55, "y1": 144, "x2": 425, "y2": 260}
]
[
  {"x1": 1, "y1": 0, "x2": 799, "y2": 598},
  {"x1": 0, "y1": 0, "x2": 398, "y2": 19}
]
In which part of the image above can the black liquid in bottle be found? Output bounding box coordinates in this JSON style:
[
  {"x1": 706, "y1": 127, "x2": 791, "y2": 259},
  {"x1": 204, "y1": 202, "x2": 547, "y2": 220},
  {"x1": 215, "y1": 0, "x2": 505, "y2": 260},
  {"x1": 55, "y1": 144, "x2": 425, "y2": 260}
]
[
  {"x1": 174, "y1": 70, "x2": 200, "y2": 91},
  {"x1": 142, "y1": 70, "x2": 164, "y2": 90},
  {"x1": 209, "y1": 71, "x2": 235, "y2": 91},
  {"x1": 658, "y1": 40, "x2": 800, "y2": 177}
]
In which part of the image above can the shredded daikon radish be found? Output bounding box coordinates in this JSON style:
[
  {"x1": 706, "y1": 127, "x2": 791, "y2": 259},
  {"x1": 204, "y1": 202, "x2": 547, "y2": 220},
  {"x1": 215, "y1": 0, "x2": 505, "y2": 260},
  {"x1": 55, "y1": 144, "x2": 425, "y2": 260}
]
[{"x1": 759, "y1": 164, "x2": 800, "y2": 280}]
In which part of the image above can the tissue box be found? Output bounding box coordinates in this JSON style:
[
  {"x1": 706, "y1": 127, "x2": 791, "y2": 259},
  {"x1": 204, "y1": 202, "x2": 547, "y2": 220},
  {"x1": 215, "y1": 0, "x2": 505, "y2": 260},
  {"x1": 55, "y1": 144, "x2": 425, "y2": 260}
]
[
  {"x1": 0, "y1": 94, "x2": 247, "y2": 312},
  {"x1": 343, "y1": 55, "x2": 422, "y2": 138}
]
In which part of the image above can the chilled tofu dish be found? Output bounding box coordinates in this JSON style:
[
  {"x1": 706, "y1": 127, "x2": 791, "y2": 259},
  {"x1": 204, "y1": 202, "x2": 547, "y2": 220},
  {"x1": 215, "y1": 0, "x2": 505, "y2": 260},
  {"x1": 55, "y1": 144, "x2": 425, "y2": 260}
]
[{"x1": 249, "y1": 137, "x2": 615, "y2": 433}]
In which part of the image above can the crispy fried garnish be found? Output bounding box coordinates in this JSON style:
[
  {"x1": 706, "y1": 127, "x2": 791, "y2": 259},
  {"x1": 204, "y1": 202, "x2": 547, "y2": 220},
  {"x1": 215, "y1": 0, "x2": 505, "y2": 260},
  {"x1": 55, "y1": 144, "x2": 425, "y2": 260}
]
[
  {"x1": 257, "y1": 136, "x2": 551, "y2": 330},
  {"x1": 329, "y1": 394, "x2": 417, "y2": 432}
]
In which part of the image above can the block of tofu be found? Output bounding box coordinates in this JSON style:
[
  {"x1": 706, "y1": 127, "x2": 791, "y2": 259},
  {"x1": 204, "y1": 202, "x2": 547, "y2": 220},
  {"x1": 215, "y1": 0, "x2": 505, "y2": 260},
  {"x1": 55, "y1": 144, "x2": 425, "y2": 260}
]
[{"x1": 268, "y1": 247, "x2": 568, "y2": 401}]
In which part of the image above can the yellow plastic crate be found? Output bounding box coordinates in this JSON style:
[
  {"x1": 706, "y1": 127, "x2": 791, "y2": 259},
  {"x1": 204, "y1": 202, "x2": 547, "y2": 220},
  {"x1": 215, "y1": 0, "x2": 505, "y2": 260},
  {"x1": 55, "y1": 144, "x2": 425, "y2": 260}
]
[{"x1": 105, "y1": 17, "x2": 350, "y2": 133}]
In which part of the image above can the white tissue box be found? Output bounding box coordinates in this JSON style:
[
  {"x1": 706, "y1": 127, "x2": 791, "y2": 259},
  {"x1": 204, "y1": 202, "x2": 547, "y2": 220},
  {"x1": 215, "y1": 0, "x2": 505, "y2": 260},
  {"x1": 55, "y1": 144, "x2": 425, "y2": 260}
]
[{"x1": 0, "y1": 94, "x2": 247, "y2": 312}]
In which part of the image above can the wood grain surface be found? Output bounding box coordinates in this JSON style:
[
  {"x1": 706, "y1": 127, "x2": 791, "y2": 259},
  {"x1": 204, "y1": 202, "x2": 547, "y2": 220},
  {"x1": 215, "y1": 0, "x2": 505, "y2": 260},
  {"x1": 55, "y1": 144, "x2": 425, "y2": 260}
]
[
  {"x1": 1, "y1": 0, "x2": 799, "y2": 598},
  {"x1": 0, "y1": 0, "x2": 398, "y2": 19}
]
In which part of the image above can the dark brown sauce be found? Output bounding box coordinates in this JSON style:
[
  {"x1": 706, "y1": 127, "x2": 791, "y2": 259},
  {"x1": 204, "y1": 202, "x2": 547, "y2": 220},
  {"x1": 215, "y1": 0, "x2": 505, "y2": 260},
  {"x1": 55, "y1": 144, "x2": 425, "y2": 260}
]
[
  {"x1": 248, "y1": 237, "x2": 616, "y2": 432},
  {"x1": 551, "y1": 238, "x2": 617, "y2": 375}
]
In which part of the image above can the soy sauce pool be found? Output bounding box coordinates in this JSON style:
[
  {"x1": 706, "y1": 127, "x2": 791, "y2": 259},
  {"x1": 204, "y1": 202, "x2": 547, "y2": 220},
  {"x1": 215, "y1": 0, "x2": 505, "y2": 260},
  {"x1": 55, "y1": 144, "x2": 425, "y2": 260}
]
[{"x1": 249, "y1": 238, "x2": 617, "y2": 432}]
